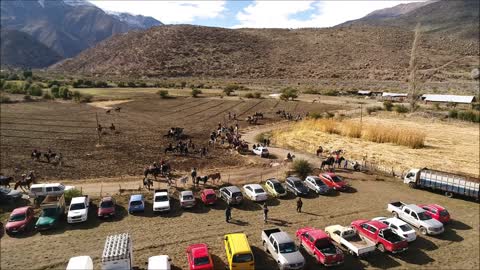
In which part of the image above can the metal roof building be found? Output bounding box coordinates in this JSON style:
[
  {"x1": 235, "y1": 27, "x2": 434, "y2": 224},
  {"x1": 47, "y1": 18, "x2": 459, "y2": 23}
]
[
  {"x1": 382, "y1": 92, "x2": 408, "y2": 98},
  {"x1": 421, "y1": 94, "x2": 477, "y2": 104}
]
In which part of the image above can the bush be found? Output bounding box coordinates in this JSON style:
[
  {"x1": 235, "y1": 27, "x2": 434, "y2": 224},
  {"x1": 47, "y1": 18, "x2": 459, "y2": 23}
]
[
  {"x1": 138, "y1": 82, "x2": 147, "y2": 87},
  {"x1": 303, "y1": 89, "x2": 320, "y2": 95},
  {"x1": 254, "y1": 132, "x2": 271, "y2": 143},
  {"x1": 22, "y1": 70, "x2": 33, "y2": 79},
  {"x1": 244, "y1": 93, "x2": 254, "y2": 98},
  {"x1": 23, "y1": 95, "x2": 32, "y2": 101},
  {"x1": 117, "y1": 82, "x2": 126, "y2": 87},
  {"x1": 448, "y1": 109, "x2": 458, "y2": 118},
  {"x1": 253, "y1": 92, "x2": 262, "y2": 98},
  {"x1": 366, "y1": 106, "x2": 383, "y2": 115},
  {"x1": 324, "y1": 89, "x2": 339, "y2": 96},
  {"x1": 64, "y1": 189, "x2": 83, "y2": 205},
  {"x1": 308, "y1": 112, "x2": 323, "y2": 119},
  {"x1": 325, "y1": 111, "x2": 335, "y2": 118},
  {"x1": 180, "y1": 81, "x2": 187, "y2": 88},
  {"x1": 157, "y1": 90, "x2": 169, "y2": 98},
  {"x1": 72, "y1": 91, "x2": 82, "y2": 102},
  {"x1": 127, "y1": 81, "x2": 136, "y2": 87},
  {"x1": 95, "y1": 81, "x2": 109, "y2": 88},
  {"x1": 394, "y1": 104, "x2": 409, "y2": 113},
  {"x1": 59, "y1": 86, "x2": 72, "y2": 99},
  {"x1": 80, "y1": 94, "x2": 93, "y2": 103},
  {"x1": 7, "y1": 73, "x2": 19, "y2": 80},
  {"x1": 191, "y1": 88, "x2": 202, "y2": 97},
  {"x1": 51, "y1": 85, "x2": 60, "y2": 98},
  {"x1": 223, "y1": 85, "x2": 237, "y2": 96},
  {"x1": 458, "y1": 110, "x2": 480, "y2": 123},
  {"x1": 47, "y1": 80, "x2": 60, "y2": 88},
  {"x1": 291, "y1": 159, "x2": 313, "y2": 179},
  {"x1": 280, "y1": 87, "x2": 298, "y2": 101},
  {"x1": 383, "y1": 101, "x2": 393, "y2": 111},
  {"x1": 27, "y1": 84, "x2": 43, "y2": 96},
  {"x1": 42, "y1": 92, "x2": 53, "y2": 100}
]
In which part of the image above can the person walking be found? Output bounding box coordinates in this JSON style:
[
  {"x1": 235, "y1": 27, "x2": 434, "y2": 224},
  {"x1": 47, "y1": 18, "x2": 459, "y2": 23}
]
[
  {"x1": 263, "y1": 203, "x2": 269, "y2": 224},
  {"x1": 296, "y1": 198, "x2": 303, "y2": 213},
  {"x1": 191, "y1": 168, "x2": 197, "y2": 186},
  {"x1": 226, "y1": 205, "x2": 232, "y2": 223}
]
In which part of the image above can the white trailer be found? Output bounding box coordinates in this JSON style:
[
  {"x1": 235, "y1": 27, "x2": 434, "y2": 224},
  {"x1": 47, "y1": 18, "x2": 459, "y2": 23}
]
[
  {"x1": 101, "y1": 233, "x2": 133, "y2": 270},
  {"x1": 66, "y1": 256, "x2": 93, "y2": 270},
  {"x1": 404, "y1": 168, "x2": 479, "y2": 199}
]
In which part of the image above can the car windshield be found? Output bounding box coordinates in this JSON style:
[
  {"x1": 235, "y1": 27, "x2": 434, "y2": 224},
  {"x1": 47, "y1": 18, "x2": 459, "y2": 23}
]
[
  {"x1": 9, "y1": 213, "x2": 26, "y2": 222},
  {"x1": 194, "y1": 256, "x2": 210, "y2": 266},
  {"x1": 232, "y1": 192, "x2": 242, "y2": 197},
  {"x1": 0, "y1": 188, "x2": 11, "y2": 194},
  {"x1": 279, "y1": 242, "x2": 298, "y2": 253},
  {"x1": 399, "y1": 224, "x2": 413, "y2": 231},
  {"x1": 100, "y1": 201, "x2": 114, "y2": 208},
  {"x1": 70, "y1": 203, "x2": 85, "y2": 210},
  {"x1": 331, "y1": 176, "x2": 343, "y2": 183},
  {"x1": 293, "y1": 181, "x2": 304, "y2": 187},
  {"x1": 183, "y1": 195, "x2": 194, "y2": 200},
  {"x1": 418, "y1": 212, "x2": 432, "y2": 220},
  {"x1": 273, "y1": 183, "x2": 285, "y2": 193},
  {"x1": 42, "y1": 208, "x2": 58, "y2": 216},
  {"x1": 206, "y1": 194, "x2": 216, "y2": 199},
  {"x1": 155, "y1": 196, "x2": 168, "y2": 202},
  {"x1": 254, "y1": 188, "x2": 264, "y2": 194},
  {"x1": 439, "y1": 210, "x2": 449, "y2": 217},
  {"x1": 315, "y1": 179, "x2": 326, "y2": 186},
  {"x1": 262, "y1": 149, "x2": 268, "y2": 152},
  {"x1": 232, "y1": 253, "x2": 253, "y2": 263},
  {"x1": 130, "y1": 201, "x2": 143, "y2": 206}
]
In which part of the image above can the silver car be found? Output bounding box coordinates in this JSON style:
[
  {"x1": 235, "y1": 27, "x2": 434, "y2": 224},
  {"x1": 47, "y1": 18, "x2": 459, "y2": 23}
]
[{"x1": 304, "y1": 176, "x2": 331, "y2": 195}]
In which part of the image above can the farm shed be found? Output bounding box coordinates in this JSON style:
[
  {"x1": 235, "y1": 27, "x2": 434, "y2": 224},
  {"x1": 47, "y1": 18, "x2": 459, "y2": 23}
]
[
  {"x1": 382, "y1": 92, "x2": 408, "y2": 101},
  {"x1": 421, "y1": 94, "x2": 477, "y2": 104}
]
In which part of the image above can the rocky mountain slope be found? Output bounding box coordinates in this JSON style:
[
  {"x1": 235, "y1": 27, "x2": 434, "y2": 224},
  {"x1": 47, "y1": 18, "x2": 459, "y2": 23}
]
[
  {"x1": 0, "y1": 0, "x2": 162, "y2": 62},
  {"x1": 1, "y1": 30, "x2": 62, "y2": 68},
  {"x1": 52, "y1": 24, "x2": 478, "y2": 84}
]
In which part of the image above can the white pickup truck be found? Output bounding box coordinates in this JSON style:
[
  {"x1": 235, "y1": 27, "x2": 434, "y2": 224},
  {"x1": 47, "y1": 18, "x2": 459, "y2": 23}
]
[
  {"x1": 387, "y1": 201, "x2": 444, "y2": 235},
  {"x1": 261, "y1": 228, "x2": 305, "y2": 270},
  {"x1": 153, "y1": 189, "x2": 170, "y2": 212},
  {"x1": 324, "y1": 225, "x2": 376, "y2": 257},
  {"x1": 67, "y1": 196, "x2": 90, "y2": 224}
]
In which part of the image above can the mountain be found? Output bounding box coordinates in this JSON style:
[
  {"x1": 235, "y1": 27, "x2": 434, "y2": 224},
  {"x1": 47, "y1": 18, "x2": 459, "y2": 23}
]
[
  {"x1": 341, "y1": 0, "x2": 479, "y2": 41},
  {"x1": 108, "y1": 11, "x2": 162, "y2": 29},
  {"x1": 51, "y1": 24, "x2": 478, "y2": 85},
  {"x1": 0, "y1": 0, "x2": 162, "y2": 61},
  {"x1": 1, "y1": 30, "x2": 62, "y2": 68}
]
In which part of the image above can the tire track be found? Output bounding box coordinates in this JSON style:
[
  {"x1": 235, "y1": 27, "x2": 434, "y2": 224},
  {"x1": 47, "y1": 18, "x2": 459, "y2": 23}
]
[
  {"x1": 196, "y1": 101, "x2": 245, "y2": 123},
  {"x1": 180, "y1": 101, "x2": 225, "y2": 119},
  {"x1": 238, "y1": 100, "x2": 265, "y2": 117},
  {"x1": 157, "y1": 100, "x2": 212, "y2": 118}
]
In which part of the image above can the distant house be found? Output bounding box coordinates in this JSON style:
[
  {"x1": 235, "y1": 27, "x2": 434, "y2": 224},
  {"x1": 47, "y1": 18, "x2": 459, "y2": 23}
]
[
  {"x1": 421, "y1": 94, "x2": 477, "y2": 104},
  {"x1": 357, "y1": 90, "x2": 383, "y2": 96},
  {"x1": 382, "y1": 92, "x2": 408, "y2": 101}
]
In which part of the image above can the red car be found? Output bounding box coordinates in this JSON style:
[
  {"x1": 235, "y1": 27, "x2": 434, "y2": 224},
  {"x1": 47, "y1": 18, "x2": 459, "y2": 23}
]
[
  {"x1": 200, "y1": 189, "x2": 217, "y2": 205},
  {"x1": 98, "y1": 197, "x2": 116, "y2": 218},
  {"x1": 296, "y1": 227, "x2": 344, "y2": 266},
  {"x1": 351, "y1": 220, "x2": 408, "y2": 253},
  {"x1": 418, "y1": 204, "x2": 451, "y2": 223},
  {"x1": 186, "y1": 243, "x2": 214, "y2": 270},
  {"x1": 5, "y1": 206, "x2": 35, "y2": 235},
  {"x1": 319, "y1": 173, "x2": 349, "y2": 191}
]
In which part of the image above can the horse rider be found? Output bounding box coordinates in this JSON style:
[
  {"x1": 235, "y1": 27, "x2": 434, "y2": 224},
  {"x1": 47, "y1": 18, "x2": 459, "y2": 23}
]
[
  {"x1": 287, "y1": 152, "x2": 293, "y2": 161},
  {"x1": 191, "y1": 168, "x2": 197, "y2": 184}
]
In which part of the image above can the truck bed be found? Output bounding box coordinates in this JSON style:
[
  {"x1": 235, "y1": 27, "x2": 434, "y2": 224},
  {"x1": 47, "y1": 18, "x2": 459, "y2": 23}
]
[
  {"x1": 419, "y1": 170, "x2": 479, "y2": 198},
  {"x1": 343, "y1": 234, "x2": 372, "y2": 249}
]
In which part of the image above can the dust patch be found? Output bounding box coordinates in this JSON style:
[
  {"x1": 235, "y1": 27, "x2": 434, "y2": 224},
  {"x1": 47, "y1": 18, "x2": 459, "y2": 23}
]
[{"x1": 88, "y1": 100, "x2": 132, "y2": 109}]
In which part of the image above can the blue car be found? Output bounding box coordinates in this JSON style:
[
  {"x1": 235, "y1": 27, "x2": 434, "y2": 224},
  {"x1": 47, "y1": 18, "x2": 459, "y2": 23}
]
[{"x1": 128, "y1": 194, "x2": 145, "y2": 213}]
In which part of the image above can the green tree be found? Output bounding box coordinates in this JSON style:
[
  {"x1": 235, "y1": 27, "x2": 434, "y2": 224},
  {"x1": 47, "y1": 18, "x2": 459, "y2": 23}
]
[
  {"x1": 51, "y1": 85, "x2": 60, "y2": 98},
  {"x1": 22, "y1": 70, "x2": 33, "y2": 79},
  {"x1": 72, "y1": 90, "x2": 82, "y2": 102},
  {"x1": 291, "y1": 159, "x2": 313, "y2": 179},
  {"x1": 383, "y1": 101, "x2": 393, "y2": 111},
  {"x1": 28, "y1": 84, "x2": 43, "y2": 96},
  {"x1": 191, "y1": 88, "x2": 202, "y2": 98},
  {"x1": 157, "y1": 90, "x2": 169, "y2": 98},
  {"x1": 280, "y1": 87, "x2": 298, "y2": 101},
  {"x1": 59, "y1": 86, "x2": 72, "y2": 99}
]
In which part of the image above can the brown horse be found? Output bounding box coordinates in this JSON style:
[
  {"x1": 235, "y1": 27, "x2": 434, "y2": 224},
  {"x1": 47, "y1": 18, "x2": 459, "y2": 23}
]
[
  {"x1": 14, "y1": 178, "x2": 33, "y2": 191},
  {"x1": 207, "y1": 172, "x2": 221, "y2": 184}
]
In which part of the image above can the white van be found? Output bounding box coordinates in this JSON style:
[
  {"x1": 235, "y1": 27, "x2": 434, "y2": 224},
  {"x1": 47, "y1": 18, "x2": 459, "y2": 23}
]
[{"x1": 29, "y1": 183, "x2": 75, "y2": 198}]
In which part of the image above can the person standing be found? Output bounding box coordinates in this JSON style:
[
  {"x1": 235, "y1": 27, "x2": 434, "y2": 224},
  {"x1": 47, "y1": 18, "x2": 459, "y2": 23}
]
[
  {"x1": 226, "y1": 205, "x2": 232, "y2": 223},
  {"x1": 191, "y1": 168, "x2": 197, "y2": 185},
  {"x1": 263, "y1": 203, "x2": 269, "y2": 224},
  {"x1": 296, "y1": 198, "x2": 303, "y2": 213}
]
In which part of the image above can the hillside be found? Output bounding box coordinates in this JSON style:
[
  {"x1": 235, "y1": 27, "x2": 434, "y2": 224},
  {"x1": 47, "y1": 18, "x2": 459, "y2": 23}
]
[
  {"x1": 0, "y1": 30, "x2": 61, "y2": 68},
  {"x1": 52, "y1": 24, "x2": 478, "y2": 85},
  {"x1": 0, "y1": 0, "x2": 162, "y2": 60},
  {"x1": 342, "y1": 0, "x2": 479, "y2": 41}
]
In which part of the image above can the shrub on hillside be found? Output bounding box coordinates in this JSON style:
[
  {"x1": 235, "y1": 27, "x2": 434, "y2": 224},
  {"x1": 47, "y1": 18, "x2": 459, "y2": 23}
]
[
  {"x1": 448, "y1": 109, "x2": 458, "y2": 118},
  {"x1": 51, "y1": 85, "x2": 60, "y2": 98},
  {"x1": 157, "y1": 90, "x2": 169, "y2": 98},
  {"x1": 394, "y1": 104, "x2": 409, "y2": 113},
  {"x1": 366, "y1": 106, "x2": 383, "y2": 115},
  {"x1": 42, "y1": 92, "x2": 53, "y2": 100},
  {"x1": 324, "y1": 89, "x2": 339, "y2": 96},
  {"x1": 280, "y1": 87, "x2": 298, "y2": 101},
  {"x1": 180, "y1": 81, "x2": 187, "y2": 88},
  {"x1": 59, "y1": 86, "x2": 72, "y2": 99},
  {"x1": 383, "y1": 101, "x2": 393, "y2": 111},
  {"x1": 191, "y1": 88, "x2": 202, "y2": 97},
  {"x1": 303, "y1": 89, "x2": 320, "y2": 95},
  {"x1": 23, "y1": 95, "x2": 32, "y2": 101},
  {"x1": 308, "y1": 112, "x2": 323, "y2": 119},
  {"x1": 291, "y1": 159, "x2": 313, "y2": 179},
  {"x1": 72, "y1": 90, "x2": 82, "y2": 102},
  {"x1": 27, "y1": 84, "x2": 43, "y2": 96},
  {"x1": 80, "y1": 94, "x2": 93, "y2": 103}
]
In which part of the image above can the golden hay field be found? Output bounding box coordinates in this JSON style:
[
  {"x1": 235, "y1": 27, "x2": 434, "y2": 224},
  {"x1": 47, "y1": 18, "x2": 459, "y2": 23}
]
[{"x1": 272, "y1": 115, "x2": 480, "y2": 177}]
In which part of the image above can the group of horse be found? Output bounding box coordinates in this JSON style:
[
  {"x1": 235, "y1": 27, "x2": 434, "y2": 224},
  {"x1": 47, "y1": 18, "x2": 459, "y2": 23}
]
[
  {"x1": 276, "y1": 110, "x2": 303, "y2": 121},
  {"x1": 31, "y1": 149, "x2": 63, "y2": 166},
  {"x1": 105, "y1": 106, "x2": 122, "y2": 114},
  {"x1": 245, "y1": 112, "x2": 264, "y2": 125},
  {"x1": 0, "y1": 171, "x2": 36, "y2": 191}
]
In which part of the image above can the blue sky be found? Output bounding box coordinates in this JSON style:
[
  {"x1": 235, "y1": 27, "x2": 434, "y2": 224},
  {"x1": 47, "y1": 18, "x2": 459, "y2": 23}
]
[{"x1": 90, "y1": 1, "x2": 425, "y2": 28}]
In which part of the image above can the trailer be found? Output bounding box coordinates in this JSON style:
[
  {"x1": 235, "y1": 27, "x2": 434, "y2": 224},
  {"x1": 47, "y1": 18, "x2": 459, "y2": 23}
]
[
  {"x1": 404, "y1": 168, "x2": 479, "y2": 199},
  {"x1": 101, "y1": 233, "x2": 133, "y2": 270}
]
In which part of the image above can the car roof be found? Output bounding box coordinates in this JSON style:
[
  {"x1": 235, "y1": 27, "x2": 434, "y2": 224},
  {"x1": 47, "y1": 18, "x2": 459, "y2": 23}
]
[
  {"x1": 307, "y1": 229, "x2": 329, "y2": 239},
  {"x1": 245, "y1": 184, "x2": 262, "y2": 189},
  {"x1": 181, "y1": 190, "x2": 193, "y2": 196},
  {"x1": 224, "y1": 186, "x2": 241, "y2": 192},
  {"x1": 307, "y1": 176, "x2": 320, "y2": 179},
  {"x1": 202, "y1": 189, "x2": 215, "y2": 194},
  {"x1": 406, "y1": 204, "x2": 425, "y2": 213},
  {"x1": 385, "y1": 218, "x2": 407, "y2": 226},
  {"x1": 31, "y1": 183, "x2": 62, "y2": 188},
  {"x1": 421, "y1": 204, "x2": 445, "y2": 211},
  {"x1": 11, "y1": 206, "x2": 30, "y2": 215},
  {"x1": 287, "y1": 176, "x2": 301, "y2": 181},
  {"x1": 324, "y1": 172, "x2": 337, "y2": 177},
  {"x1": 367, "y1": 220, "x2": 388, "y2": 229},
  {"x1": 189, "y1": 243, "x2": 209, "y2": 258},
  {"x1": 71, "y1": 197, "x2": 86, "y2": 204},
  {"x1": 266, "y1": 178, "x2": 280, "y2": 183},
  {"x1": 101, "y1": 196, "x2": 114, "y2": 202},
  {"x1": 271, "y1": 232, "x2": 293, "y2": 244},
  {"x1": 130, "y1": 194, "x2": 143, "y2": 201}
]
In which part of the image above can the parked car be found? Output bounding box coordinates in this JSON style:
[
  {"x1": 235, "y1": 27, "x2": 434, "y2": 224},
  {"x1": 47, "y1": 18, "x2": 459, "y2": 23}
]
[
  {"x1": 66, "y1": 256, "x2": 93, "y2": 270},
  {"x1": 28, "y1": 183, "x2": 75, "y2": 198},
  {"x1": 186, "y1": 243, "x2": 214, "y2": 270},
  {"x1": 0, "y1": 187, "x2": 22, "y2": 202},
  {"x1": 5, "y1": 206, "x2": 35, "y2": 236},
  {"x1": 285, "y1": 177, "x2": 309, "y2": 197},
  {"x1": 35, "y1": 195, "x2": 65, "y2": 231},
  {"x1": 200, "y1": 189, "x2": 217, "y2": 205},
  {"x1": 253, "y1": 146, "x2": 269, "y2": 158},
  {"x1": 324, "y1": 225, "x2": 376, "y2": 257},
  {"x1": 304, "y1": 176, "x2": 331, "y2": 195},
  {"x1": 219, "y1": 186, "x2": 243, "y2": 205},
  {"x1": 351, "y1": 220, "x2": 408, "y2": 253},
  {"x1": 264, "y1": 178, "x2": 287, "y2": 197},
  {"x1": 128, "y1": 194, "x2": 145, "y2": 213},
  {"x1": 223, "y1": 233, "x2": 255, "y2": 270},
  {"x1": 67, "y1": 196, "x2": 90, "y2": 224},
  {"x1": 319, "y1": 173, "x2": 349, "y2": 191},
  {"x1": 418, "y1": 204, "x2": 451, "y2": 224},
  {"x1": 296, "y1": 227, "x2": 344, "y2": 266},
  {"x1": 180, "y1": 190, "x2": 196, "y2": 208},
  {"x1": 153, "y1": 189, "x2": 170, "y2": 212},
  {"x1": 98, "y1": 196, "x2": 116, "y2": 218},
  {"x1": 261, "y1": 228, "x2": 305, "y2": 270},
  {"x1": 148, "y1": 255, "x2": 172, "y2": 270},
  {"x1": 372, "y1": 217, "x2": 417, "y2": 242},
  {"x1": 243, "y1": 184, "x2": 268, "y2": 202},
  {"x1": 387, "y1": 201, "x2": 444, "y2": 235}
]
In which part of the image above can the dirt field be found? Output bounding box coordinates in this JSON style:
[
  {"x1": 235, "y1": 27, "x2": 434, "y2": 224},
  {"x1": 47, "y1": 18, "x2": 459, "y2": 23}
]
[{"x1": 1, "y1": 171, "x2": 478, "y2": 270}]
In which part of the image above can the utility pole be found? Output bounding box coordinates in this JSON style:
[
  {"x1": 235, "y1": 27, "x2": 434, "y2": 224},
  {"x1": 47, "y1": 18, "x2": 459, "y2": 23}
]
[
  {"x1": 409, "y1": 23, "x2": 422, "y2": 111},
  {"x1": 95, "y1": 112, "x2": 102, "y2": 146}
]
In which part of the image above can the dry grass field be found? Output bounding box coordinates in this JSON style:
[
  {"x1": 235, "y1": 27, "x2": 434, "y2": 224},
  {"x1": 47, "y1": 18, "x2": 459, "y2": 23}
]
[{"x1": 272, "y1": 114, "x2": 480, "y2": 178}]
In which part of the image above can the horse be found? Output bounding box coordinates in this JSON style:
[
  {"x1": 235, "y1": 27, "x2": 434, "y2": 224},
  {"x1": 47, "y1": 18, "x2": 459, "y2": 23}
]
[
  {"x1": 14, "y1": 173, "x2": 35, "y2": 191},
  {"x1": 31, "y1": 150, "x2": 42, "y2": 161},
  {"x1": 106, "y1": 109, "x2": 111, "y2": 114},
  {"x1": 253, "y1": 112, "x2": 264, "y2": 119},
  {"x1": 207, "y1": 172, "x2": 221, "y2": 184},
  {"x1": 336, "y1": 156, "x2": 345, "y2": 168},
  {"x1": 43, "y1": 152, "x2": 56, "y2": 163},
  {"x1": 114, "y1": 107, "x2": 121, "y2": 112},
  {"x1": 144, "y1": 166, "x2": 160, "y2": 180},
  {"x1": 143, "y1": 177, "x2": 153, "y2": 190},
  {"x1": 0, "y1": 176, "x2": 13, "y2": 188},
  {"x1": 196, "y1": 176, "x2": 209, "y2": 185},
  {"x1": 320, "y1": 157, "x2": 335, "y2": 170}
]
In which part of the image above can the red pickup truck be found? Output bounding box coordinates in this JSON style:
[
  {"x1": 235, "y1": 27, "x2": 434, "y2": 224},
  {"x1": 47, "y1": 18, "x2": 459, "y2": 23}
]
[
  {"x1": 296, "y1": 227, "x2": 344, "y2": 266},
  {"x1": 351, "y1": 220, "x2": 408, "y2": 253}
]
